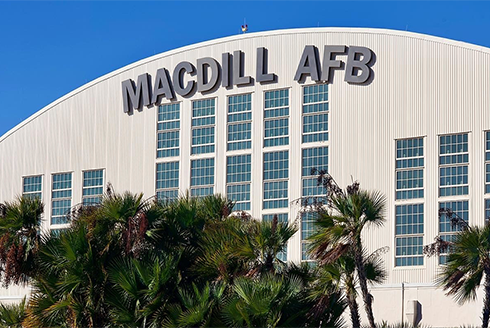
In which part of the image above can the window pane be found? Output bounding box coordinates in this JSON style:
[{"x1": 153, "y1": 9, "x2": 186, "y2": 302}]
[
  {"x1": 157, "y1": 103, "x2": 180, "y2": 158},
  {"x1": 192, "y1": 99, "x2": 215, "y2": 154},
  {"x1": 156, "y1": 162, "x2": 179, "y2": 201},
  {"x1": 264, "y1": 90, "x2": 289, "y2": 147},
  {"x1": 82, "y1": 170, "x2": 104, "y2": 205},
  {"x1": 52, "y1": 173, "x2": 72, "y2": 225}
]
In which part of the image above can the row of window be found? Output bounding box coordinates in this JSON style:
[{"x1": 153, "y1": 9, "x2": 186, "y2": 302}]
[
  {"x1": 155, "y1": 146, "x2": 329, "y2": 207},
  {"x1": 156, "y1": 86, "x2": 329, "y2": 158},
  {"x1": 24, "y1": 133, "x2": 489, "y2": 266},
  {"x1": 394, "y1": 132, "x2": 489, "y2": 267},
  {"x1": 22, "y1": 170, "x2": 104, "y2": 226}
]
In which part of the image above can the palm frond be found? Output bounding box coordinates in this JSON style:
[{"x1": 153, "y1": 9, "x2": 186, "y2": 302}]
[{"x1": 436, "y1": 225, "x2": 490, "y2": 305}]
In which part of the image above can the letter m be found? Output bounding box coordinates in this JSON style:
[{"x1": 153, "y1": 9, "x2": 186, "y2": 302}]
[{"x1": 121, "y1": 73, "x2": 151, "y2": 114}]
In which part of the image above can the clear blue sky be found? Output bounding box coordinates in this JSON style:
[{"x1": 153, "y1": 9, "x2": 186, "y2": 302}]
[{"x1": 0, "y1": 1, "x2": 489, "y2": 136}]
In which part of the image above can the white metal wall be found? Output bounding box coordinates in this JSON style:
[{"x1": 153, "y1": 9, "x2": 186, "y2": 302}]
[{"x1": 1, "y1": 28, "x2": 489, "y2": 325}]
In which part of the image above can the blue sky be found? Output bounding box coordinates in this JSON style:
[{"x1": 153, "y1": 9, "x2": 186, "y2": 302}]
[{"x1": 0, "y1": 1, "x2": 489, "y2": 136}]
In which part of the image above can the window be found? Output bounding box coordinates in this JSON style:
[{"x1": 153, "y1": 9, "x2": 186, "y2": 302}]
[
  {"x1": 396, "y1": 138, "x2": 424, "y2": 200},
  {"x1": 263, "y1": 213, "x2": 288, "y2": 261},
  {"x1": 439, "y1": 201, "x2": 469, "y2": 264},
  {"x1": 51, "y1": 173, "x2": 72, "y2": 225},
  {"x1": 157, "y1": 103, "x2": 180, "y2": 158},
  {"x1": 23, "y1": 175, "x2": 42, "y2": 199},
  {"x1": 302, "y1": 147, "x2": 328, "y2": 204},
  {"x1": 439, "y1": 134, "x2": 469, "y2": 196},
  {"x1": 82, "y1": 170, "x2": 104, "y2": 205},
  {"x1": 301, "y1": 211, "x2": 318, "y2": 261},
  {"x1": 192, "y1": 99, "x2": 215, "y2": 154},
  {"x1": 190, "y1": 158, "x2": 214, "y2": 197},
  {"x1": 395, "y1": 204, "x2": 424, "y2": 266},
  {"x1": 226, "y1": 155, "x2": 251, "y2": 211},
  {"x1": 156, "y1": 162, "x2": 179, "y2": 201},
  {"x1": 263, "y1": 151, "x2": 288, "y2": 209},
  {"x1": 302, "y1": 84, "x2": 328, "y2": 143},
  {"x1": 264, "y1": 89, "x2": 289, "y2": 147},
  {"x1": 228, "y1": 94, "x2": 252, "y2": 151},
  {"x1": 485, "y1": 131, "x2": 490, "y2": 193}
]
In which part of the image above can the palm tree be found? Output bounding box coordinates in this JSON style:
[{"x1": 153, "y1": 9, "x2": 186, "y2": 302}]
[
  {"x1": 244, "y1": 215, "x2": 297, "y2": 275},
  {"x1": 0, "y1": 196, "x2": 44, "y2": 286},
  {"x1": 196, "y1": 216, "x2": 251, "y2": 283},
  {"x1": 25, "y1": 224, "x2": 110, "y2": 328},
  {"x1": 164, "y1": 282, "x2": 226, "y2": 328},
  {"x1": 106, "y1": 252, "x2": 181, "y2": 327},
  {"x1": 313, "y1": 253, "x2": 361, "y2": 328},
  {"x1": 312, "y1": 249, "x2": 386, "y2": 328},
  {"x1": 150, "y1": 193, "x2": 237, "y2": 287},
  {"x1": 11, "y1": 186, "x2": 350, "y2": 328},
  {"x1": 309, "y1": 185, "x2": 387, "y2": 328},
  {"x1": 436, "y1": 224, "x2": 490, "y2": 328},
  {"x1": 196, "y1": 214, "x2": 297, "y2": 282},
  {"x1": 75, "y1": 185, "x2": 158, "y2": 258},
  {"x1": 222, "y1": 273, "x2": 305, "y2": 328},
  {"x1": 0, "y1": 297, "x2": 26, "y2": 328},
  {"x1": 220, "y1": 272, "x2": 345, "y2": 328}
]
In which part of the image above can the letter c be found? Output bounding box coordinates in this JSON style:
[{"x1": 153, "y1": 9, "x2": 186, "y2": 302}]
[{"x1": 173, "y1": 61, "x2": 196, "y2": 96}]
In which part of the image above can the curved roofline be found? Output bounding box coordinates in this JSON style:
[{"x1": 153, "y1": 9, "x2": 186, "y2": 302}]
[{"x1": 1, "y1": 27, "x2": 489, "y2": 143}]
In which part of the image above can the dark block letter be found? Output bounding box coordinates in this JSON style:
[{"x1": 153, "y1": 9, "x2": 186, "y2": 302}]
[
  {"x1": 344, "y1": 46, "x2": 373, "y2": 84},
  {"x1": 222, "y1": 53, "x2": 231, "y2": 88},
  {"x1": 121, "y1": 73, "x2": 150, "y2": 114},
  {"x1": 233, "y1": 50, "x2": 251, "y2": 86},
  {"x1": 294, "y1": 45, "x2": 320, "y2": 82},
  {"x1": 152, "y1": 68, "x2": 175, "y2": 104},
  {"x1": 321, "y1": 45, "x2": 346, "y2": 82},
  {"x1": 173, "y1": 61, "x2": 196, "y2": 96},
  {"x1": 256, "y1": 47, "x2": 275, "y2": 83},
  {"x1": 197, "y1": 57, "x2": 220, "y2": 92}
]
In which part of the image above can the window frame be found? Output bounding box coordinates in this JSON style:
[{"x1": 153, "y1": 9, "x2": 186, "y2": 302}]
[
  {"x1": 156, "y1": 102, "x2": 181, "y2": 158},
  {"x1": 395, "y1": 137, "x2": 425, "y2": 200},
  {"x1": 263, "y1": 88, "x2": 290, "y2": 148},
  {"x1": 226, "y1": 154, "x2": 252, "y2": 211},
  {"x1": 394, "y1": 203, "x2": 424, "y2": 267},
  {"x1": 227, "y1": 93, "x2": 252, "y2": 152},
  {"x1": 191, "y1": 98, "x2": 216, "y2": 155},
  {"x1": 190, "y1": 157, "x2": 215, "y2": 197},
  {"x1": 262, "y1": 150, "x2": 289, "y2": 209},
  {"x1": 81, "y1": 169, "x2": 105, "y2": 205},
  {"x1": 51, "y1": 172, "x2": 73, "y2": 226},
  {"x1": 438, "y1": 133, "x2": 470, "y2": 197},
  {"x1": 156, "y1": 161, "x2": 180, "y2": 201},
  {"x1": 22, "y1": 174, "x2": 43, "y2": 200},
  {"x1": 301, "y1": 84, "x2": 329, "y2": 144},
  {"x1": 438, "y1": 200, "x2": 469, "y2": 265}
]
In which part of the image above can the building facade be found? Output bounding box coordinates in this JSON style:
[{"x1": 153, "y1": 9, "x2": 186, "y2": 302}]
[{"x1": 1, "y1": 28, "x2": 489, "y2": 325}]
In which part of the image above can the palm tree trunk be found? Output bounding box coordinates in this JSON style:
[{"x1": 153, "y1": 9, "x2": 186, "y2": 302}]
[
  {"x1": 354, "y1": 242, "x2": 376, "y2": 328},
  {"x1": 483, "y1": 269, "x2": 490, "y2": 328},
  {"x1": 346, "y1": 285, "x2": 361, "y2": 328}
]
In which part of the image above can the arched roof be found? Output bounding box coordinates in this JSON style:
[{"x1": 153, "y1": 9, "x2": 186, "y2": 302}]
[{"x1": 1, "y1": 27, "x2": 489, "y2": 143}]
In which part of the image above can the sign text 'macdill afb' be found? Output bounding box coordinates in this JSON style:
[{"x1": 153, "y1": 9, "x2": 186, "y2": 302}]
[{"x1": 122, "y1": 45, "x2": 375, "y2": 114}]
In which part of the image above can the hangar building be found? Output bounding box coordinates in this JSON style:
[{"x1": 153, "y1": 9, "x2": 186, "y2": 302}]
[{"x1": 1, "y1": 28, "x2": 489, "y2": 325}]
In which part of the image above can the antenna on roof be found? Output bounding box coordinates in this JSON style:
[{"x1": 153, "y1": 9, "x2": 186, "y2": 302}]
[{"x1": 241, "y1": 18, "x2": 248, "y2": 33}]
